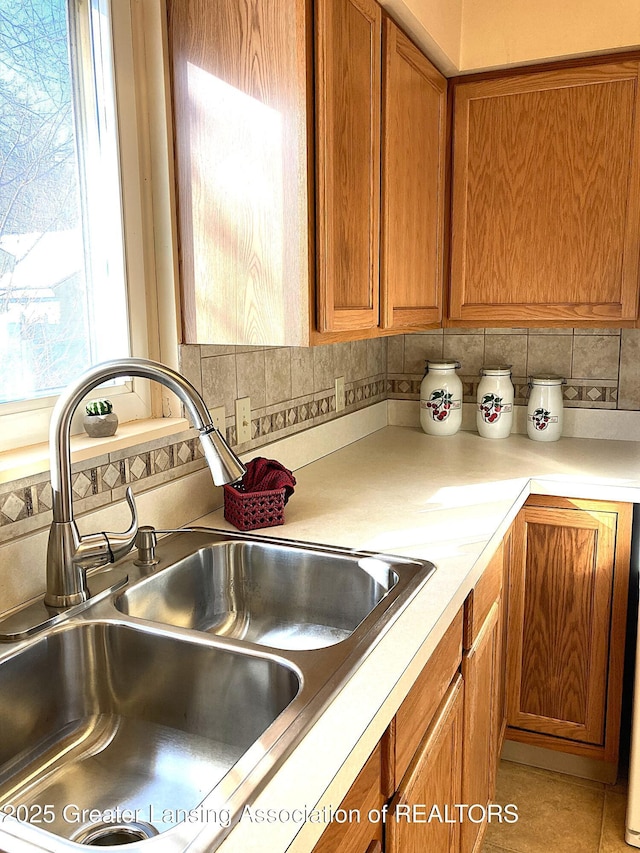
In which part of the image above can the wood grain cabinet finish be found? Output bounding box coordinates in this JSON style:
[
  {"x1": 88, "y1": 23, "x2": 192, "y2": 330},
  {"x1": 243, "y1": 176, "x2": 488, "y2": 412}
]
[
  {"x1": 450, "y1": 60, "x2": 640, "y2": 326},
  {"x1": 461, "y1": 600, "x2": 501, "y2": 853},
  {"x1": 384, "y1": 608, "x2": 463, "y2": 794},
  {"x1": 315, "y1": 0, "x2": 382, "y2": 334},
  {"x1": 311, "y1": 742, "x2": 385, "y2": 853},
  {"x1": 169, "y1": 0, "x2": 448, "y2": 345},
  {"x1": 387, "y1": 675, "x2": 464, "y2": 853},
  {"x1": 380, "y1": 18, "x2": 447, "y2": 330},
  {"x1": 505, "y1": 496, "x2": 632, "y2": 767},
  {"x1": 168, "y1": 0, "x2": 314, "y2": 346}
]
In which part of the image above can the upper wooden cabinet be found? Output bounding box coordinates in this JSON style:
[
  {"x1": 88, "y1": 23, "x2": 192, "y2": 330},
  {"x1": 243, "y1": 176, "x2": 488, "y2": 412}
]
[
  {"x1": 317, "y1": 9, "x2": 447, "y2": 336},
  {"x1": 450, "y1": 60, "x2": 640, "y2": 326},
  {"x1": 315, "y1": 0, "x2": 382, "y2": 334},
  {"x1": 168, "y1": 0, "x2": 314, "y2": 346},
  {"x1": 168, "y1": 0, "x2": 447, "y2": 345},
  {"x1": 380, "y1": 19, "x2": 447, "y2": 330}
]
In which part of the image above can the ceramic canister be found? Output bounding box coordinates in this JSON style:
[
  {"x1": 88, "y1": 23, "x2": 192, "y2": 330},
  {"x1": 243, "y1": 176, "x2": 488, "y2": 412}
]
[
  {"x1": 526, "y1": 375, "x2": 565, "y2": 442},
  {"x1": 420, "y1": 361, "x2": 463, "y2": 436},
  {"x1": 476, "y1": 365, "x2": 514, "y2": 439}
]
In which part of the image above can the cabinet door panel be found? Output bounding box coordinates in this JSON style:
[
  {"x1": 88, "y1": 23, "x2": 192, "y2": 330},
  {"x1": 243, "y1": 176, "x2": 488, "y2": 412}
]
[
  {"x1": 315, "y1": 0, "x2": 382, "y2": 332},
  {"x1": 507, "y1": 505, "x2": 616, "y2": 745},
  {"x1": 311, "y1": 742, "x2": 384, "y2": 853},
  {"x1": 169, "y1": 0, "x2": 312, "y2": 346},
  {"x1": 388, "y1": 675, "x2": 464, "y2": 853},
  {"x1": 450, "y1": 61, "x2": 640, "y2": 324},
  {"x1": 380, "y1": 20, "x2": 446, "y2": 330},
  {"x1": 385, "y1": 608, "x2": 463, "y2": 793},
  {"x1": 505, "y1": 497, "x2": 631, "y2": 767},
  {"x1": 461, "y1": 602, "x2": 500, "y2": 853}
]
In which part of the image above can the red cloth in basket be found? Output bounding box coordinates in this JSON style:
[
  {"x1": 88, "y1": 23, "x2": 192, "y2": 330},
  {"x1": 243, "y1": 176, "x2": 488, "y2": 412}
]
[
  {"x1": 240, "y1": 457, "x2": 296, "y2": 504},
  {"x1": 223, "y1": 457, "x2": 296, "y2": 531}
]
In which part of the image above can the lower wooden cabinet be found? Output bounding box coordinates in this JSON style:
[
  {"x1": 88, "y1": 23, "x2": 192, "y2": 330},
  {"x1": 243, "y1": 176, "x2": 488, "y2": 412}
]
[
  {"x1": 311, "y1": 742, "x2": 385, "y2": 853},
  {"x1": 505, "y1": 495, "x2": 632, "y2": 770},
  {"x1": 309, "y1": 494, "x2": 633, "y2": 853},
  {"x1": 460, "y1": 544, "x2": 504, "y2": 853},
  {"x1": 387, "y1": 675, "x2": 464, "y2": 853},
  {"x1": 461, "y1": 601, "x2": 501, "y2": 853}
]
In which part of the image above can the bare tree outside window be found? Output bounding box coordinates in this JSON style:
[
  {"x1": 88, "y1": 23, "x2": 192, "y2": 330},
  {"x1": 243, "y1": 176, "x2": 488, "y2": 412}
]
[{"x1": 0, "y1": 0, "x2": 128, "y2": 406}]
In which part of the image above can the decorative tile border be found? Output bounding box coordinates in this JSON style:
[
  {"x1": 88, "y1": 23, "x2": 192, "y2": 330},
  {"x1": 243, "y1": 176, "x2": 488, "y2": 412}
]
[
  {"x1": 0, "y1": 365, "x2": 620, "y2": 541},
  {"x1": 0, "y1": 376, "x2": 386, "y2": 541},
  {"x1": 388, "y1": 375, "x2": 618, "y2": 410}
]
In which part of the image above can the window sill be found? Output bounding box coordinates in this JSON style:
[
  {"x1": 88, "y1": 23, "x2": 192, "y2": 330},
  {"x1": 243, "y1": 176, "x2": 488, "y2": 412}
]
[{"x1": 0, "y1": 418, "x2": 189, "y2": 485}]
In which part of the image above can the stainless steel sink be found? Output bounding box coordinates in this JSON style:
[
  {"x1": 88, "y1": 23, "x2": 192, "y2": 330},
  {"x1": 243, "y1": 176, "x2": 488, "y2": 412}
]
[
  {"x1": 0, "y1": 528, "x2": 435, "y2": 852},
  {"x1": 0, "y1": 621, "x2": 299, "y2": 846},
  {"x1": 116, "y1": 539, "x2": 399, "y2": 649}
]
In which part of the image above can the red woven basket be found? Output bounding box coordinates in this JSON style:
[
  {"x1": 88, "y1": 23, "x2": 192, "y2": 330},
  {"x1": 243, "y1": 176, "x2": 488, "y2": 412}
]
[{"x1": 223, "y1": 484, "x2": 286, "y2": 531}]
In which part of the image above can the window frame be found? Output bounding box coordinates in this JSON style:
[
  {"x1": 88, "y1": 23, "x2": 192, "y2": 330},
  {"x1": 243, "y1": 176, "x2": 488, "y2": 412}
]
[{"x1": 0, "y1": 0, "x2": 181, "y2": 454}]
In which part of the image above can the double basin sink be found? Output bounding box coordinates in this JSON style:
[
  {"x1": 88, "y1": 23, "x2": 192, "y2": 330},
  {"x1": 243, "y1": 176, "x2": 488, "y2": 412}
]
[{"x1": 0, "y1": 529, "x2": 434, "y2": 852}]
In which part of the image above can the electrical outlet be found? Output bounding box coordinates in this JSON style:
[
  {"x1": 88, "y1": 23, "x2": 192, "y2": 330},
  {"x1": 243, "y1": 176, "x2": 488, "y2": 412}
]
[
  {"x1": 235, "y1": 397, "x2": 251, "y2": 444},
  {"x1": 335, "y1": 376, "x2": 345, "y2": 412},
  {"x1": 210, "y1": 406, "x2": 225, "y2": 433}
]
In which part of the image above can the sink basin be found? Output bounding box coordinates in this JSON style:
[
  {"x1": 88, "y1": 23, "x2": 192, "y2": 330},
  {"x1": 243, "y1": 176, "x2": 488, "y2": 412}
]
[
  {"x1": 0, "y1": 529, "x2": 434, "y2": 852},
  {"x1": 0, "y1": 621, "x2": 299, "y2": 845},
  {"x1": 117, "y1": 540, "x2": 399, "y2": 650}
]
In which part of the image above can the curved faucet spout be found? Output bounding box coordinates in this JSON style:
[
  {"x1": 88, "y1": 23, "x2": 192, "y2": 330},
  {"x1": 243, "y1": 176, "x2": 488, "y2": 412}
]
[{"x1": 45, "y1": 357, "x2": 246, "y2": 608}]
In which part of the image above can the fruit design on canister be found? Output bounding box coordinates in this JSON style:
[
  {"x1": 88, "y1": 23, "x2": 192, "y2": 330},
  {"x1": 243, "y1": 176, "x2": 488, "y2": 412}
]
[
  {"x1": 425, "y1": 389, "x2": 454, "y2": 421},
  {"x1": 479, "y1": 393, "x2": 503, "y2": 424},
  {"x1": 531, "y1": 407, "x2": 551, "y2": 431}
]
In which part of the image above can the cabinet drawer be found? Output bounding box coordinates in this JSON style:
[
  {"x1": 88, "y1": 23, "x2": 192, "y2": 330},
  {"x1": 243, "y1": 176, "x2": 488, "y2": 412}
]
[
  {"x1": 464, "y1": 543, "x2": 503, "y2": 650},
  {"x1": 384, "y1": 608, "x2": 463, "y2": 792}
]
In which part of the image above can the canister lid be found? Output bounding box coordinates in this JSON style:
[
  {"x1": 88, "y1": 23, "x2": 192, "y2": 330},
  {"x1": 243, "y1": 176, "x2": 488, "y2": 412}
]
[
  {"x1": 426, "y1": 360, "x2": 461, "y2": 370},
  {"x1": 529, "y1": 374, "x2": 566, "y2": 385},
  {"x1": 480, "y1": 364, "x2": 512, "y2": 376}
]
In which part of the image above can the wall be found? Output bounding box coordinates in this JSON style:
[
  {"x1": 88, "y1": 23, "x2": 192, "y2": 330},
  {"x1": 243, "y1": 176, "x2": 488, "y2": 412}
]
[
  {"x1": 380, "y1": 0, "x2": 462, "y2": 74},
  {"x1": 385, "y1": 0, "x2": 640, "y2": 75},
  {"x1": 460, "y1": 0, "x2": 640, "y2": 72},
  {"x1": 5, "y1": 327, "x2": 640, "y2": 550},
  {"x1": 0, "y1": 339, "x2": 387, "y2": 550},
  {"x1": 388, "y1": 328, "x2": 640, "y2": 411},
  {"x1": 4, "y1": 327, "x2": 640, "y2": 616}
]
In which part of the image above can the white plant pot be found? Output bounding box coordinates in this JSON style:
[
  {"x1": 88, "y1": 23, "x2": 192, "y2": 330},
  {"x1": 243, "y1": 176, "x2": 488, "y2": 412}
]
[{"x1": 83, "y1": 412, "x2": 118, "y2": 438}]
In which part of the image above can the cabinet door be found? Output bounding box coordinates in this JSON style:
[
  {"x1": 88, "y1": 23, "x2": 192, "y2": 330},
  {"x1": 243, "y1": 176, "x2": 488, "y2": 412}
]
[
  {"x1": 168, "y1": 0, "x2": 313, "y2": 346},
  {"x1": 506, "y1": 497, "x2": 631, "y2": 764},
  {"x1": 311, "y1": 742, "x2": 384, "y2": 853},
  {"x1": 380, "y1": 19, "x2": 447, "y2": 330},
  {"x1": 315, "y1": 0, "x2": 382, "y2": 333},
  {"x1": 461, "y1": 601, "x2": 501, "y2": 853},
  {"x1": 450, "y1": 61, "x2": 640, "y2": 325},
  {"x1": 497, "y1": 525, "x2": 513, "y2": 754},
  {"x1": 387, "y1": 675, "x2": 464, "y2": 853}
]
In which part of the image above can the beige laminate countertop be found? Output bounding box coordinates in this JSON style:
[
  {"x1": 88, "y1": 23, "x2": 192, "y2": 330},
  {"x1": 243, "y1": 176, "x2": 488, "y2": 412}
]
[{"x1": 186, "y1": 426, "x2": 640, "y2": 853}]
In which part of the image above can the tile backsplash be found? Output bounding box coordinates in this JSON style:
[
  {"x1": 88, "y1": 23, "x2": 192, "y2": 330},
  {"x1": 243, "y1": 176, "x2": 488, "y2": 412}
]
[
  {"x1": 387, "y1": 328, "x2": 640, "y2": 411},
  {"x1": 0, "y1": 339, "x2": 387, "y2": 543},
  {"x1": 180, "y1": 340, "x2": 387, "y2": 451},
  {"x1": 3, "y1": 328, "x2": 640, "y2": 545}
]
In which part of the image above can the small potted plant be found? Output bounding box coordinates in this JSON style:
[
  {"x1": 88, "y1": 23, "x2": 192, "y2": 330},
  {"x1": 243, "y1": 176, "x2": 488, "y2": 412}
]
[{"x1": 83, "y1": 399, "x2": 118, "y2": 437}]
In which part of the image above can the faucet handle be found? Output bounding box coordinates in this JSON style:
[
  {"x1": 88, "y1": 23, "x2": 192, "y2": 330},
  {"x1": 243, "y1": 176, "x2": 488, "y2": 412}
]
[
  {"x1": 72, "y1": 487, "x2": 139, "y2": 571},
  {"x1": 103, "y1": 486, "x2": 139, "y2": 562}
]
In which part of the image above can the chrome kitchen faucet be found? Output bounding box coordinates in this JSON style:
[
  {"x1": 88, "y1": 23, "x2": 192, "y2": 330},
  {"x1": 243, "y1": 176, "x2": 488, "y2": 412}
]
[{"x1": 45, "y1": 357, "x2": 246, "y2": 609}]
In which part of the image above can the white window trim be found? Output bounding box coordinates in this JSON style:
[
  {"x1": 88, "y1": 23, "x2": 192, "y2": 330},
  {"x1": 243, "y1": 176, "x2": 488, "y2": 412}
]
[{"x1": 0, "y1": 0, "x2": 182, "y2": 455}]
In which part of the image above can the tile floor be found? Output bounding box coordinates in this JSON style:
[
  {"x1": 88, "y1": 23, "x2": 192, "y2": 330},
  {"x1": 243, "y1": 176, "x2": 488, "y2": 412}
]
[{"x1": 483, "y1": 760, "x2": 631, "y2": 853}]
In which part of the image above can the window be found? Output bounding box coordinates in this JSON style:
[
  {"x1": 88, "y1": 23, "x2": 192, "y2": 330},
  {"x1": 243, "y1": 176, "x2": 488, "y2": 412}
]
[{"x1": 0, "y1": 0, "x2": 176, "y2": 454}]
